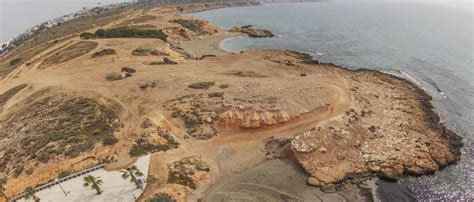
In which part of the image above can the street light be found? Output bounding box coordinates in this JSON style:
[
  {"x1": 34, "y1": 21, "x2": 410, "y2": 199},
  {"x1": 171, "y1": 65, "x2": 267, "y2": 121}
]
[
  {"x1": 55, "y1": 179, "x2": 68, "y2": 196},
  {"x1": 56, "y1": 160, "x2": 69, "y2": 196}
]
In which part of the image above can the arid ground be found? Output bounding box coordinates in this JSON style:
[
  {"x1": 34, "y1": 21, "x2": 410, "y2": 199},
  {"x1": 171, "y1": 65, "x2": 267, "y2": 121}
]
[{"x1": 0, "y1": 2, "x2": 462, "y2": 201}]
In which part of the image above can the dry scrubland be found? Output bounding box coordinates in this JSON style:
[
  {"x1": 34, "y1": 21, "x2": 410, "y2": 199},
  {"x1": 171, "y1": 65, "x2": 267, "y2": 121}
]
[{"x1": 0, "y1": 2, "x2": 462, "y2": 201}]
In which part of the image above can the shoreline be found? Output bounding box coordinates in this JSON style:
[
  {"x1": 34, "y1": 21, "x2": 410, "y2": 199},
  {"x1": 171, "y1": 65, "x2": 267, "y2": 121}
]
[
  {"x1": 202, "y1": 13, "x2": 464, "y2": 193},
  {"x1": 204, "y1": 17, "x2": 463, "y2": 165},
  {"x1": 190, "y1": 29, "x2": 464, "y2": 199},
  {"x1": 0, "y1": 2, "x2": 465, "y2": 201}
]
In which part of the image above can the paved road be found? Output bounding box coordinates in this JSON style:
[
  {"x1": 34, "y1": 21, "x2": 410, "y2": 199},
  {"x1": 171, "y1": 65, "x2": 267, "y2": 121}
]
[{"x1": 18, "y1": 155, "x2": 150, "y2": 202}]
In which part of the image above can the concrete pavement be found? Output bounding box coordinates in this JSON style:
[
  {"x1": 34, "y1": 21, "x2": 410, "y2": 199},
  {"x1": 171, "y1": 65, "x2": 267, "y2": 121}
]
[{"x1": 18, "y1": 155, "x2": 150, "y2": 202}]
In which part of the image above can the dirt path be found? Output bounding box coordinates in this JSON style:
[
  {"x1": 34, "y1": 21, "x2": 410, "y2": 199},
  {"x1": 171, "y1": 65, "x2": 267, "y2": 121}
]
[{"x1": 147, "y1": 80, "x2": 351, "y2": 199}]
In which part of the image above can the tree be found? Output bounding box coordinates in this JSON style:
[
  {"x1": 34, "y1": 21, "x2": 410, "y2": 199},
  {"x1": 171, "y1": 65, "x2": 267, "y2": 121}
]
[
  {"x1": 120, "y1": 165, "x2": 144, "y2": 188},
  {"x1": 0, "y1": 184, "x2": 8, "y2": 201},
  {"x1": 83, "y1": 175, "x2": 103, "y2": 195},
  {"x1": 24, "y1": 186, "x2": 40, "y2": 202}
]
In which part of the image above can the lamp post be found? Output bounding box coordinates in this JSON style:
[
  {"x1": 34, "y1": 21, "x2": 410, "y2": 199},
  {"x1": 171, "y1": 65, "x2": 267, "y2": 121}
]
[
  {"x1": 55, "y1": 179, "x2": 68, "y2": 196},
  {"x1": 56, "y1": 160, "x2": 68, "y2": 196}
]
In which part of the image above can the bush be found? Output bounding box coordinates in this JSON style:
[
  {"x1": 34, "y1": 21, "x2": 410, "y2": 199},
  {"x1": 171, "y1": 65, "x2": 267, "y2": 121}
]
[
  {"x1": 65, "y1": 148, "x2": 80, "y2": 158},
  {"x1": 92, "y1": 49, "x2": 116, "y2": 57},
  {"x1": 102, "y1": 136, "x2": 118, "y2": 145},
  {"x1": 149, "y1": 61, "x2": 164, "y2": 65},
  {"x1": 58, "y1": 170, "x2": 71, "y2": 178},
  {"x1": 149, "y1": 193, "x2": 175, "y2": 202},
  {"x1": 172, "y1": 19, "x2": 204, "y2": 33},
  {"x1": 106, "y1": 72, "x2": 124, "y2": 81},
  {"x1": 37, "y1": 151, "x2": 50, "y2": 163},
  {"x1": 129, "y1": 141, "x2": 171, "y2": 157},
  {"x1": 25, "y1": 168, "x2": 34, "y2": 175},
  {"x1": 219, "y1": 84, "x2": 229, "y2": 89},
  {"x1": 208, "y1": 92, "x2": 224, "y2": 98},
  {"x1": 121, "y1": 67, "x2": 136, "y2": 74},
  {"x1": 163, "y1": 58, "x2": 177, "y2": 65},
  {"x1": 10, "y1": 58, "x2": 22, "y2": 66},
  {"x1": 14, "y1": 166, "x2": 24, "y2": 177},
  {"x1": 94, "y1": 26, "x2": 167, "y2": 41},
  {"x1": 80, "y1": 32, "x2": 97, "y2": 39},
  {"x1": 188, "y1": 82, "x2": 215, "y2": 89}
]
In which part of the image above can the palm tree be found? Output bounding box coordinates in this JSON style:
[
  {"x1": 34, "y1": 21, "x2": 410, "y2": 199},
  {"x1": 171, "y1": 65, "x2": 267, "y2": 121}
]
[
  {"x1": 83, "y1": 175, "x2": 103, "y2": 195},
  {"x1": 0, "y1": 184, "x2": 8, "y2": 201},
  {"x1": 120, "y1": 165, "x2": 144, "y2": 185},
  {"x1": 24, "y1": 186, "x2": 40, "y2": 202}
]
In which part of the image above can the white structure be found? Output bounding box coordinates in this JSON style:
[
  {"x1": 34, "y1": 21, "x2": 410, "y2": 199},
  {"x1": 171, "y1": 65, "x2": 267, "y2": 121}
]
[{"x1": 17, "y1": 155, "x2": 150, "y2": 202}]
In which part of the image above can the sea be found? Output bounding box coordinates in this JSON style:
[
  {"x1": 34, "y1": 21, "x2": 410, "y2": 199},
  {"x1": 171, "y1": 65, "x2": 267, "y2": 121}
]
[{"x1": 188, "y1": 2, "x2": 474, "y2": 200}]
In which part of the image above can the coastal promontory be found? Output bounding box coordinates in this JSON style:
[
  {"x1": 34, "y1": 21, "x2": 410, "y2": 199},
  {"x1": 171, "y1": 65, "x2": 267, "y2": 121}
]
[{"x1": 0, "y1": 2, "x2": 462, "y2": 201}]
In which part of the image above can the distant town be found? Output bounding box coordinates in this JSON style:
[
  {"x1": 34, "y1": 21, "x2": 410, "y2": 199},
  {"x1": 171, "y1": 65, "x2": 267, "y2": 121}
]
[{"x1": 0, "y1": 2, "x2": 134, "y2": 56}]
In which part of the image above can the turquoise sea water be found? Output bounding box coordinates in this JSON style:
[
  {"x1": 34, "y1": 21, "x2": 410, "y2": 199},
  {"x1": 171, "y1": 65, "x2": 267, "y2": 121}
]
[{"x1": 189, "y1": 2, "x2": 473, "y2": 200}]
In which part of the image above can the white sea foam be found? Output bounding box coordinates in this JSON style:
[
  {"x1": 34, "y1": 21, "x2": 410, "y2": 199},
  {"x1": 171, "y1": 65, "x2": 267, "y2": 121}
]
[{"x1": 401, "y1": 71, "x2": 420, "y2": 86}]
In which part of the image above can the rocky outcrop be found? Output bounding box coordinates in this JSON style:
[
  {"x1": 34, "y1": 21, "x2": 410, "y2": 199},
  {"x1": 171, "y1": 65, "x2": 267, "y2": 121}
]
[
  {"x1": 284, "y1": 51, "x2": 464, "y2": 190},
  {"x1": 229, "y1": 26, "x2": 274, "y2": 38}
]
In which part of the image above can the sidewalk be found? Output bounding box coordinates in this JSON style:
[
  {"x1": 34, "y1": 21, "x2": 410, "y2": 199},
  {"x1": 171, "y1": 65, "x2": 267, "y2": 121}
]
[{"x1": 17, "y1": 155, "x2": 150, "y2": 202}]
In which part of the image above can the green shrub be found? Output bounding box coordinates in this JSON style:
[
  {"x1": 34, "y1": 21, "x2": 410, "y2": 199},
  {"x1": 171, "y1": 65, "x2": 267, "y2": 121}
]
[
  {"x1": 92, "y1": 49, "x2": 116, "y2": 57},
  {"x1": 14, "y1": 166, "x2": 24, "y2": 177},
  {"x1": 65, "y1": 148, "x2": 80, "y2": 158},
  {"x1": 188, "y1": 82, "x2": 215, "y2": 89},
  {"x1": 149, "y1": 193, "x2": 175, "y2": 202},
  {"x1": 219, "y1": 84, "x2": 229, "y2": 89},
  {"x1": 102, "y1": 136, "x2": 118, "y2": 145},
  {"x1": 149, "y1": 61, "x2": 164, "y2": 65},
  {"x1": 172, "y1": 19, "x2": 204, "y2": 33},
  {"x1": 106, "y1": 72, "x2": 124, "y2": 81},
  {"x1": 58, "y1": 170, "x2": 71, "y2": 178},
  {"x1": 25, "y1": 168, "x2": 34, "y2": 175},
  {"x1": 94, "y1": 26, "x2": 167, "y2": 41},
  {"x1": 129, "y1": 141, "x2": 171, "y2": 157},
  {"x1": 10, "y1": 58, "x2": 22, "y2": 66},
  {"x1": 208, "y1": 92, "x2": 224, "y2": 98},
  {"x1": 80, "y1": 32, "x2": 97, "y2": 39},
  {"x1": 37, "y1": 151, "x2": 50, "y2": 163}
]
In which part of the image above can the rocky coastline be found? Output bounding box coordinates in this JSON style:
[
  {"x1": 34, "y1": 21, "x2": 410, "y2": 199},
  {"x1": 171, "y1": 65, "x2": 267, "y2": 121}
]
[{"x1": 0, "y1": 2, "x2": 464, "y2": 201}]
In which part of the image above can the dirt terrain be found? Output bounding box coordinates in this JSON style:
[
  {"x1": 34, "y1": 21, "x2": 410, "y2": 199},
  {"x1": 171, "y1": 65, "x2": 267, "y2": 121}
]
[{"x1": 0, "y1": 2, "x2": 462, "y2": 201}]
